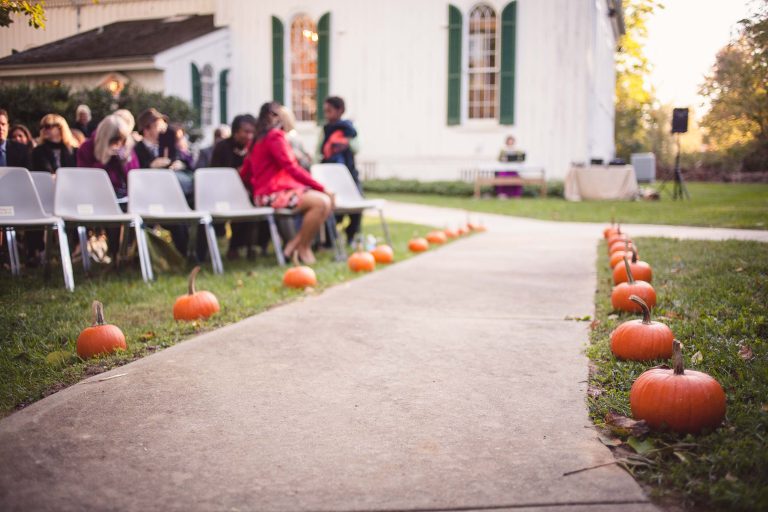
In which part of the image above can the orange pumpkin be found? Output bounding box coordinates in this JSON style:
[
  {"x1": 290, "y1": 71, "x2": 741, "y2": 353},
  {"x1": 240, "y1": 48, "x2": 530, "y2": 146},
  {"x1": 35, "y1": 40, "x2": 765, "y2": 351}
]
[
  {"x1": 371, "y1": 244, "x2": 394, "y2": 264},
  {"x1": 426, "y1": 230, "x2": 447, "y2": 244},
  {"x1": 610, "y1": 295, "x2": 673, "y2": 361},
  {"x1": 607, "y1": 230, "x2": 630, "y2": 247},
  {"x1": 283, "y1": 253, "x2": 317, "y2": 288},
  {"x1": 456, "y1": 226, "x2": 469, "y2": 236},
  {"x1": 631, "y1": 340, "x2": 726, "y2": 434},
  {"x1": 77, "y1": 301, "x2": 127, "y2": 359},
  {"x1": 173, "y1": 266, "x2": 220, "y2": 321},
  {"x1": 408, "y1": 237, "x2": 429, "y2": 252},
  {"x1": 348, "y1": 249, "x2": 376, "y2": 272},
  {"x1": 603, "y1": 223, "x2": 619, "y2": 239},
  {"x1": 609, "y1": 239, "x2": 637, "y2": 255},
  {"x1": 609, "y1": 249, "x2": 637, "y2": 269},
  {"x1": 613, "y1": 249, "x2": 652, "y2": 284},
  {"x1": 444, "y1": 228, "x2": 459, "y2": 239},
  {"x1": 611, "y1": 257, "x2": 656, "y2": 312}
]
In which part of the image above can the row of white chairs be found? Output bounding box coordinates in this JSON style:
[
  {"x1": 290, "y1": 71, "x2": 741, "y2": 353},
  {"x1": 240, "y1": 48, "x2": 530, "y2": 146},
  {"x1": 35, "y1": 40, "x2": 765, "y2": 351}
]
[{"x1": 0, "y1": 164, "x2": 390, "y2": 291}]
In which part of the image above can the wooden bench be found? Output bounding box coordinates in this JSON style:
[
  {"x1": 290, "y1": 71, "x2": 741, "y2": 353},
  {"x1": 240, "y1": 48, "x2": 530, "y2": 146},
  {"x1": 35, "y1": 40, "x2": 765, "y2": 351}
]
[{"x1": 473, "y1": 169, "x2": 547, "y2": 198}]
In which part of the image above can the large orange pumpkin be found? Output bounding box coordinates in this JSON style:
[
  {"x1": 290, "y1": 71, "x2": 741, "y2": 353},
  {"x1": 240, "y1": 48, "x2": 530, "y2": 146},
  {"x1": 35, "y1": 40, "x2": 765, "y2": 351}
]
[
  {"x1": 77, "y1": 301, "x2": 127, "y2": 359},
  {"x1": 348, "y1": 249, "x2": 376, "y2": 272},
  {"x1": 408, "y1": 237, "x2": 429, "y2": 252},
  {"x1": 609, "y1": 247, "x2": 640, "y2": 268},
  {"x1": 630, "y1": 340, "x2": 726, "y2": 434},
  {"x1": 283, "y1": 253, "x2": 317, "y2": 288},
  {"x1": 426, "y1": 230, "x2": 447, "y2": 244},
  {"x1": 613, "y1": 249, "x2": 652, "y2": 284},
  {"x1": 173, "y1": 266, "x2": 220, "y2": 321},
  {"x1": 610, "y1": 295, "x2": 673, "y2": 361},
  {"x1": 371, "y1": 244, "x2": 394, "y2": 264},
  {"x1": 611, "y1": 257, "x2": 656, "y2": 312}
]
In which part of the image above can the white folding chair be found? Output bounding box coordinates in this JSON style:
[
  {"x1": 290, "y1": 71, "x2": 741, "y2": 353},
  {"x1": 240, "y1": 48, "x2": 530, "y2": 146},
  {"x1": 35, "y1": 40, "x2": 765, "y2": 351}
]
[
  {"x1": 30, "y1": 172, "x2": 55, "y2": 215},
  {"x1": 195, "y1": 167, "x2": 286, "y2": 266},
  {"x1": 128, "y1": 169, "x2": 223, "y2": 274},
  {"x1": 311, "y1": 163, "x2": 392, "y2": 247},
  {"x1": 55, "y1": 167, "x2": 153, "y2": 282},
  {"x1": 0, "y1": 167, "x2": 74, "y2": 291}
]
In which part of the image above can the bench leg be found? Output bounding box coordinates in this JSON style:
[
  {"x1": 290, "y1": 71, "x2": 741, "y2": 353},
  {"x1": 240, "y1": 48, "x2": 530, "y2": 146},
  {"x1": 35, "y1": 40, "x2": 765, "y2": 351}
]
[
  {"x1": 6, "y1": 228, "x2": 20, "y2": 276},
  {"x1": 56, "y1": 221, "x2": 75, "y2": 292}
]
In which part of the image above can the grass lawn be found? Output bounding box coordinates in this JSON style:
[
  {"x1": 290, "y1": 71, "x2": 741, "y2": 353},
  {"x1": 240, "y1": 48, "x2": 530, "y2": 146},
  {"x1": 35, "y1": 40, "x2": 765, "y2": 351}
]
[
  {"x1": 0, "y1": 219, "x2": 439, "y2": 417},
  {"x1": 374, "y1": 182, "x2": 768, "y2": 229},
  {"x1": 588, "y1": 237, "x2": 768, "y2": 511}
]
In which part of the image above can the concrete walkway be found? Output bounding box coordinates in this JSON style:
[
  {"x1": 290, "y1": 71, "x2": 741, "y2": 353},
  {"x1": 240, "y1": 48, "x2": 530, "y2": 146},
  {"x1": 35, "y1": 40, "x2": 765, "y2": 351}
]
[{"x1": 5, "y1": 202, "x2": 763, "y2": 512}]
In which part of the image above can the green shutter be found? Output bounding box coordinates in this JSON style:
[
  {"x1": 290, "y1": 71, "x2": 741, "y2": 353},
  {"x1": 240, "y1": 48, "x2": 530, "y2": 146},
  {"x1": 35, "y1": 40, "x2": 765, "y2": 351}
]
[
  {"x1": 500, "y1": 2, "x2": 517, "y2": 125},
  {"x1": 317, "y1": 12, "x2": 331, "y2": 125},
  {"x1": 219, "y1": 69, "x2": 229, "y2": 124},
  {"x1": 191, "y1": 63, "x2": 201, "y2": 127},
  {"x1": 272, "y1": 16, "x2": 285, "y2": 104},
  {"x1": 447, "y1": 5, "x2": 462, "y2": 126}
]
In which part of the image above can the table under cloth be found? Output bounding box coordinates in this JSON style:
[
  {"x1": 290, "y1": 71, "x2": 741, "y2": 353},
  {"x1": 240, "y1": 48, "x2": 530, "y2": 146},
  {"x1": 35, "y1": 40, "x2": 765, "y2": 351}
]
[{"x1": 564, "y1": 165, "x2": 639, "y2": 201}]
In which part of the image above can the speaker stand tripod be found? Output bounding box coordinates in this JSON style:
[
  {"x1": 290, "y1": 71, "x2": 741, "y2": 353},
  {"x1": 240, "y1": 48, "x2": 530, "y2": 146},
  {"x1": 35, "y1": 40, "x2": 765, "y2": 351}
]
[{"x1": 658, "y1": 132, "x2": 690, "y2": 200}]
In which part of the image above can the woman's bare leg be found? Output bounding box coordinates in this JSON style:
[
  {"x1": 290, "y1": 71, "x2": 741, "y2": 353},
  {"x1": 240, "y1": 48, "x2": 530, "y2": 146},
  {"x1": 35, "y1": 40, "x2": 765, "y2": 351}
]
[{"x1": 283, "y1": 191, "x2": 331, "y2": 264}]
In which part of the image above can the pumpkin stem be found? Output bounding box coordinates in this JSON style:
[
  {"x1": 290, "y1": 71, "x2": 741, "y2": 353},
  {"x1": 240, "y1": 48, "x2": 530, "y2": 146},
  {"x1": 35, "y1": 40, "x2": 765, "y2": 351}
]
[
  {"x1": 629, "y1": 295, "x2": 651, "y2": 324},
  {"x1": 623, "y1": 256, "x2": 635, "y2": 284},
  {"x1": 92, "y1": 300, "x2": 105, "y2": 326},
  {"x1": 672, "y1": 339, "x2": 685, "y2": 375},
  {"x1": 188, "y1": 266, "x2": 201, "y2": 295},
  {"x1": 617, "y1": 223, "x2": 621, "y2": 235},
  {"x1": 632, "y1": 248, "x2": 638, "y2": 263}
]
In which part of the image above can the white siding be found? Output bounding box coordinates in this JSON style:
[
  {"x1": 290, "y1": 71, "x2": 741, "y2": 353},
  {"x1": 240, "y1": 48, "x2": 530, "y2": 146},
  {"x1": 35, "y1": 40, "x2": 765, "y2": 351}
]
[{"x1": 0, "y1": 0, "x2": 215, "y2": 57}]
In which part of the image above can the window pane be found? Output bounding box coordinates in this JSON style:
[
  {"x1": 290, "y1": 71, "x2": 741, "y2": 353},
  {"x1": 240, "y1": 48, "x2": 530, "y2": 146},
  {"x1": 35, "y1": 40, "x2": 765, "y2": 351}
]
[
  {"x1": 468, "y1": 4, "x2": 498, "y2": 119},
  {"x1": 291, "y1": 15, "x2": 318, "y2": 122}
]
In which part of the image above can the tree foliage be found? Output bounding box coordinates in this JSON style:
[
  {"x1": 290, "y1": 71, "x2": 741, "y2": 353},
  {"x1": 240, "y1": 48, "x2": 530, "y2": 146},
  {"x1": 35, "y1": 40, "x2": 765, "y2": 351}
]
[
  {"x1": 614, "y1": 0, "x2": 664, "y2": 161},
  {"x1": 0, "y1": 1, "x2": 47, "y2": 29},
  {"x1": 0, "y1": 82, "x2": 195, "y2": 137},
  {"x1": 699, "y1": 1, "x2": 768, "y2": 170}
]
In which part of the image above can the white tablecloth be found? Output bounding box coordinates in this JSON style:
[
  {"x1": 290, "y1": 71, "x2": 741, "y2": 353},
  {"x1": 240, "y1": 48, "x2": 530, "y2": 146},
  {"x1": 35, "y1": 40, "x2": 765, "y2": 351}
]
[{"x1": 564, "y1": 165, "x2": 639, "y2": 201}]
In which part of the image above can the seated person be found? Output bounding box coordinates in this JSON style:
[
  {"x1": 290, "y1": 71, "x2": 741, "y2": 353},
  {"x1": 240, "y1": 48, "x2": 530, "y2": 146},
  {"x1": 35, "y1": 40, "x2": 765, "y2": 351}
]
[
  {"x1": 240, "y1": 102, "x2": 334, "y2": 264},
  {"x1": 31, "y1": 114, "x2": 79, "y2": 174}
]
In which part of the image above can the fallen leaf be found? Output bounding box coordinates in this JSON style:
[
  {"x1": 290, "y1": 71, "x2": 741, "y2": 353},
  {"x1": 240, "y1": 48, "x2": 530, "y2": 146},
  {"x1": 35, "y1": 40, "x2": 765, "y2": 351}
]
[
  {"x1": 725, "y1": 472, "x2": 738, "y2": 482},
  {"x1": 605, "y1": 413, "x2": 650, "y2": 437},
  {"x1": 247, "y1": 271, "x2": 257, "y2": 277},
  {"x1": 236, "y1": 279, "x2": 244, "y2": 288},
  {"x1": 738, "y1": 344, "x2": 753, "y2": 360},
  {"x1": 589, "y1": 319, "x2": 602, "y2": 330},
  {"x1": 138, "y1": 331, "x2": 155, "y2": 342},
  {"x1": 627, "y1": 436, "x2": 656, "y2": 455},
  {"x1": 735, "y1": 267, "x2": 744, "y2": 272},
  {"x1": 762, "y1": 404, "x2": 768, "y2": 412},
  {"x1": 690, "y1": 351, "x2": 704, "y2": 365},
  {"x1": 673, "y1": 451, "x2": 689, "y2": 464},
  {"x1": 597, "y1": 432, "x2": 623, "y2": 447},
  {"x1": 607, "y1": 314, "x2": 619, "y2": 320}
]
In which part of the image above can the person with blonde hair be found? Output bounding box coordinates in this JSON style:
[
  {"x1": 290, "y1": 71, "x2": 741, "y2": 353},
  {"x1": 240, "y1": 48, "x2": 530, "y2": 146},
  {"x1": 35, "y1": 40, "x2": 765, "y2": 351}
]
[
  {"x1": 31, "y1": 113, "x2": 78, "y2": 174},
  {"x1": 76, "y1": 114, "x2": 139, "y2": 198}
]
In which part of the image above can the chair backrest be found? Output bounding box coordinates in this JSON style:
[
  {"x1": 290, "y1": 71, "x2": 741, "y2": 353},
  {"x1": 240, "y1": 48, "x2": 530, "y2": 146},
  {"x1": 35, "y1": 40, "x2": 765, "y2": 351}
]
[
  {"x1": 0, "y1": 167, "x2": 48, "y2": 221},
  {"x1": 194, "y1": 167, "x2": 254, "y2": 212},
  {"x1": 30, "y1": 172, "x2": 55, "y2": 215},
  {"x1": 310, "y1": 163, "x2": 364, "y2": 203},
  {"x1": 128, "y1": 168, "x2": 192, "y2": 215},
  {"x1": 55, "y1": 167, "x2": 124, "y2": 216}
]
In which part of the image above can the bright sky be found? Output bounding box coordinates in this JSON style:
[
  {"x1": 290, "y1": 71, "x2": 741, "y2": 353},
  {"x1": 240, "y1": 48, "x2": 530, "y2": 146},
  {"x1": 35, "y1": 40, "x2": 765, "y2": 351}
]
[{"x1": 644, "y1": 0, "x2": 754, "y2": 116}]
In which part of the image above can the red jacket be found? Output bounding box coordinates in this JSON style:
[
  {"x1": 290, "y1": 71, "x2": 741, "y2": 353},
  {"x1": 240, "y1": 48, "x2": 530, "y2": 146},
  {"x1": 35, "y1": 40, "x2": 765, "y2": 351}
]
[{"x1": 240, "y1": 129, "x2": 325, "y2": 197}]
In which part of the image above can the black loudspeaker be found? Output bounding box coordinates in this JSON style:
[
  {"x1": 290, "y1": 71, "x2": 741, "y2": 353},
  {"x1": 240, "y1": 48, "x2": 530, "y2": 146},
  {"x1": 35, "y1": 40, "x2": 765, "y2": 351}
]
[{"x1": 672, "y1": 108, "x2": 689, "y2": 134}]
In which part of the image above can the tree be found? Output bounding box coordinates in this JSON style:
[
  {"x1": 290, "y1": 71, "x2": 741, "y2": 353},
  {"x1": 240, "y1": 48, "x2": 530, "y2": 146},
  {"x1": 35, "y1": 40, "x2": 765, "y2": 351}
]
[
  {"x1": 0, "y1": 1, "x2": 47, "y2": 29},
  {"x1": 699, "y1": 3, "x2": 768, "y2": 171},
  {"x1": 614, "y1": 0, "x2": 664, "y2": 161}
]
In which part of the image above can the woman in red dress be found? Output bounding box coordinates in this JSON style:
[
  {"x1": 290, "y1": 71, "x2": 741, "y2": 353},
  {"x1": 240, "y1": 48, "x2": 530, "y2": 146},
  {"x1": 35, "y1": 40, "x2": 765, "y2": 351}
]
[{"x1": 240, "y1": 102, "x2": 334, "y2": 264}]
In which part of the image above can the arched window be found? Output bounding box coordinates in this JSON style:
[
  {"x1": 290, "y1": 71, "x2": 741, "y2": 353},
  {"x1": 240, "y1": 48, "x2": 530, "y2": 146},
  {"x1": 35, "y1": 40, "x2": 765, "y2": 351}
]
[
  {"x1": 468, "y1": 4, "x2": 498, "y2": 120},
  {"x1": 290, "y1": 14, "x2": 318, "y2": 122},
  {"x1": 201, "y1": 64, "x2": 214, "y2": 127}
]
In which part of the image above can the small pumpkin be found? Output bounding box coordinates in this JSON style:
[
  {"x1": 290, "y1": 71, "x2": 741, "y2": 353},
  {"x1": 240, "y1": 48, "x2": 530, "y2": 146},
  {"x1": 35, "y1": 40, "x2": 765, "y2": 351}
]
[
  {"x1": 610, "y1": 295, "x2": 673, "y2": 361},
  {"x1": 173, "y1": 266, "x2": 220, "y2": 321},
  {"x1": 613, "y1": 249, "x2": 652, "y2": 284},
  {"x1": 606, "y1": 227, "x2": 630, "y2": 247},
  {"x1": 603, "y1": 222, "x2": 619, "y2": 239},
  {"x1": 426, "y1": 230, "x2": 447, "y2": 244},
  {"x1": 408, "y1": 237, "x2": 429, "y2": 252},
  {"x1": 348, "y1": 247, "x2": 376, "y2": 272},
  {"x1": 77, "y1": 301, "x2": 127, "y2": 359},
  {"x1": 611, "y1": 257, "x2": 656, "y2": 312},
  {"x1": 608, "y1": 239, "x2": 636, "y2": 255},
  {"x1": 283, "y1": 253, "x2": 317, "y2": 288},
  {"x1": 444, "y1": 228, "x2": 459, "y2": 239},
  {"x1": 371, "y1": 244, "x2": 394, "y2": 264},
  {"x1": 630, "y1": 340, "x2": 726, "y2": 434},
  {"x1": 456, "y1": 226, "x2": 469, "y2": 236}
]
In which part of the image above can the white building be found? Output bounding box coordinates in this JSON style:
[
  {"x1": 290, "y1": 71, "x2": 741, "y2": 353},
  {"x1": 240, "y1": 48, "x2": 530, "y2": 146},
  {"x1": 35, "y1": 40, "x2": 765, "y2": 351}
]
[{"x1": 0, "y1": 0, "x2": 623, "y2": 180}]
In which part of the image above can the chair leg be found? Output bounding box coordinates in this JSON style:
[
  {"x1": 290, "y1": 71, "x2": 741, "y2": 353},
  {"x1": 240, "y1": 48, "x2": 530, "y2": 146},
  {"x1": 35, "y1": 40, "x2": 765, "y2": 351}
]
[
  {"x1": 378, "y1": 209, "x2": 393, "y2": 247},
  {"x1": 6, "y1": 229, "x2": 20, "y2": 276},
  {"x1": 325, "y1": 215, "x2": 346, "y2": 262},
  {"x1": 203, "y1": 220, "x2": 224, "y2": 274},
  {"x1": 77, "y1": 226, "x2": 91, "y2": 273},
  {"x1": 133, "y1": 222, "x2": 154, "y2": 282},
  {"x1": 42, "y1": 227, "x2": 51, "y2": 281},
  {"x1": 56, "y1": 221, "x2": 75, "y2": 292},
  {"x1": 267, "y1": 215, "x2": 286, "y2": 266},
  {"x1": 115, "y1": 224, "x2": 126, "y2": 271}
]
